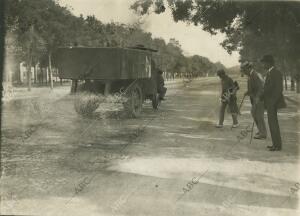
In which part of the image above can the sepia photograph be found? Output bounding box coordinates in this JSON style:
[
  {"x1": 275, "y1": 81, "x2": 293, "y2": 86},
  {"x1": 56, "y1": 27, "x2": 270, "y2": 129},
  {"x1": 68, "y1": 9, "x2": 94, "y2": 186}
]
[{"x1": 0, "y1": 0, "x2": 299, "y2": 215}]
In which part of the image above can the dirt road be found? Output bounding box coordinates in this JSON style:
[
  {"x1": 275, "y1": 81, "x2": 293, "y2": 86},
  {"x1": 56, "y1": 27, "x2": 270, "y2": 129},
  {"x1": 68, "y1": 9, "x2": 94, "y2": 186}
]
[{"x1": 1, "y1": 77, "x2": 299, "y2": 216}]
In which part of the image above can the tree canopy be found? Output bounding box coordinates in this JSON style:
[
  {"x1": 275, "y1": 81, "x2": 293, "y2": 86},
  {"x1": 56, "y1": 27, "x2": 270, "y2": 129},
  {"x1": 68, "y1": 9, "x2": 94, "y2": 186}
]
[
  {"x1": 5, "y1": 0, "x2": 224, "y2": 84},
  {"x1": 131, "y1": 0, "x2": 300, "y2": 79}
]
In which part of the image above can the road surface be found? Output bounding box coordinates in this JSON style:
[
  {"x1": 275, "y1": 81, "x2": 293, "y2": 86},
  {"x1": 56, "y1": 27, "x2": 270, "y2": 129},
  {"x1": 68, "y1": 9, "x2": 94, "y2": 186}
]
[{"x1": 1, "y1": 77, "x2": 299, "y2": 216}]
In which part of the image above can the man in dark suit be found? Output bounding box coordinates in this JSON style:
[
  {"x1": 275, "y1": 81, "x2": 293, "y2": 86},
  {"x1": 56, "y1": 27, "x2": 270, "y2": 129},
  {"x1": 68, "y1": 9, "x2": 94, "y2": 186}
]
[
  {"x1": 260, "y1": 55, "x2": 286, "y2": 151},
  {"x1": 241, "y1": 61, "x2": 267, "y2": 139},
  {"x1": 216, "y1": 69, "x2": 239, "y2": 128}
]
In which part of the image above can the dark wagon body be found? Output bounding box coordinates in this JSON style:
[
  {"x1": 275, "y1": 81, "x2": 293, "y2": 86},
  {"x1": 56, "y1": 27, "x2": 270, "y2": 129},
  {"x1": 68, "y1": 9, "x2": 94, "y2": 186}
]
[
  {"x1": 56, "y1": 47, "x2": 153, "y2": 80},
  {"x1": 54, "y1": 47, "x2": 160, "y2": 117}
]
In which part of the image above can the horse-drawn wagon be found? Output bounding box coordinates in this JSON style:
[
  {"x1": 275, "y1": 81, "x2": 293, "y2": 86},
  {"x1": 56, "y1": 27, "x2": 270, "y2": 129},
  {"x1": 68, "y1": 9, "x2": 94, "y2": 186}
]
[{"x1": 54, "y1": 46, "x2": 161, "y2": 117}]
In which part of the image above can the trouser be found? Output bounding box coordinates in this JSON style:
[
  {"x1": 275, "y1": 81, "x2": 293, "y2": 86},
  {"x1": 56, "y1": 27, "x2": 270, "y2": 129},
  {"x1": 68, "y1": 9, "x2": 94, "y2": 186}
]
[
  {"x1": 251, "y1": 100, "x2": 267, "y2": 136},
  {"x1": 266, "y1": 105, "x2": 282, "y2": 148},
  {"x1": 219, "y1": 102, "x2": 238, "y2": 125}
]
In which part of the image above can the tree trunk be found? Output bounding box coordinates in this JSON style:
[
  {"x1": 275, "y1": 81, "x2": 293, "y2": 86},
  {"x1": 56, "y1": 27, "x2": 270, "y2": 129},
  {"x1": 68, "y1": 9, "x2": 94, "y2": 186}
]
[
  {"x1": 17, "y1": 62, "x2": 22, "y2": 84},
  {"x1": 297, "y1": 80, "x2": 300, "y2": 93},
  {"x1": 33, "y1": 64, "x2": 37, "y2": 84},
  {"x1": 41, "y1": 68, "x2": 44, "y2": 84},
  {"x1": 282, "y1": 59, "x2": 288, "y2": 91},
  {"x1": 27, "y1": 25, "x2": 34, "y2": 91},
  {"x1": 48, "y1": 53, "x2": 53, "y2": 90},
  {"x1": 27, "y1": 56, "x2": 32, "y2": 91},
  {"x1": 45, "y1": 67, "x2": 49, "y2": 85},
  {"x1": 284, "y1": 73, "x2": 288, "y2": 91}
]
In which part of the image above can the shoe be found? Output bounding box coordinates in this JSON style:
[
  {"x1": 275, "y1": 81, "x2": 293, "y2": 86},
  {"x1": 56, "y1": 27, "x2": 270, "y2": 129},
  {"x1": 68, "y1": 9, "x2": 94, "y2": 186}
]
[
  {"x1": 267, "y1": 145, "x2": 273, "y2": 149},
  {"x1": 269, "y1": 147, "x2": 281, "y2": 151},
  {"x1": 215, "y1": 124, "x2": 223, "y2": 128},
  {"x1": 232, "y1": 123, "x2": 239, "y2": 128},
  {"x1": 254, "y1": 134, "x2": 267, "y2": 139}
]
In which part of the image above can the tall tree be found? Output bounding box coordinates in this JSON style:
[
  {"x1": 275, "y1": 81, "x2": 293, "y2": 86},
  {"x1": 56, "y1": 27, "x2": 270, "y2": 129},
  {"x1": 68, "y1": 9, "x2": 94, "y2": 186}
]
[{"x1": 131, "y1": 0, "x2": 300, "y2": 91}]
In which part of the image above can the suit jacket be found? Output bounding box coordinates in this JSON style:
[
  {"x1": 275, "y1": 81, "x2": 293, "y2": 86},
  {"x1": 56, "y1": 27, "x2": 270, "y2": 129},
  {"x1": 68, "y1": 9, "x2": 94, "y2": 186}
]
[
  {"x1": 247, "y1": 70, "x2": 264, "y2": 104},
  {"x1": 221, "y1": 75, "x2": 234, "y2": 94},
  {"x1": 263, "y1": 67, "x2": 286, "y2": 109}
]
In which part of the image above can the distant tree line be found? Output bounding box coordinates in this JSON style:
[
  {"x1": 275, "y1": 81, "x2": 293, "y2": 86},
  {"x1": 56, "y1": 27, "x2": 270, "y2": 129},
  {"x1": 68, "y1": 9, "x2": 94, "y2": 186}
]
[
  {"x1": 131, "y1": 0, "x2": 300, "y2": 93},
  {"x1": 4, "y1": 0, "x2": 224, "y2": 91}
]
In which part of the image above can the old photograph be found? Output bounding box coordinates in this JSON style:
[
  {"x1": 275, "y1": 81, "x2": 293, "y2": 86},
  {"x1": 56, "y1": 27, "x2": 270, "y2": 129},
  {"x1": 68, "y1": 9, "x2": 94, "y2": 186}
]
[{"x1": 0, "y1": 0, "x2": 299, "y2": 215}]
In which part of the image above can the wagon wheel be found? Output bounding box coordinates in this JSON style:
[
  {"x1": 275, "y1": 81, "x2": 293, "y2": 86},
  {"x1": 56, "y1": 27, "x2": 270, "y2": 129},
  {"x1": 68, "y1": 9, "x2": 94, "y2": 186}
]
[{"x1": 125, "y1": 84, "x2": 143, "y2": 118}]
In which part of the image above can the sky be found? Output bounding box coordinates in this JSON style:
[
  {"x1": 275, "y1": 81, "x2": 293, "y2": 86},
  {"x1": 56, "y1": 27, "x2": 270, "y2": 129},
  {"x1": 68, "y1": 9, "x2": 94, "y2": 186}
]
[{"x1": 59, "y1": 0, "x2": 240, "y2": 67}]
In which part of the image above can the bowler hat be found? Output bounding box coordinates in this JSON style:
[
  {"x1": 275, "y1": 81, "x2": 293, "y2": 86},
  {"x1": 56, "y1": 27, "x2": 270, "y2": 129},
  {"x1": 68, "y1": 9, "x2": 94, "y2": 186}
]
[{"x1": 260, "y1": 55, "x2": 274, "y2": 64}]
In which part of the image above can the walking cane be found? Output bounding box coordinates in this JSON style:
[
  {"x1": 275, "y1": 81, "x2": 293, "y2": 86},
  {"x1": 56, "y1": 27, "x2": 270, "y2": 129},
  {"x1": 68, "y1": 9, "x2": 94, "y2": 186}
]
[
  {"x1": 249, "y1": 121, "x2": 255, "y2": 145},
  {"x1": 230, "y1": 95, "x2": 246, "y2": 130},
  {"x1": 238, "y1": 94, "x2": 246, "y2": 115}
]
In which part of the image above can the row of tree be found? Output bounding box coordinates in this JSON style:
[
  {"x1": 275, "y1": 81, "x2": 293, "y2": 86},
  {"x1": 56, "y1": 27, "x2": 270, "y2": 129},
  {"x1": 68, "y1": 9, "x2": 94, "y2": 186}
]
[
  {"x1": 131, "y1": 0, "x2": 300, "y2": 92},
  {"x1": 4, "y1": 0, "x2": 224, "y2": 91}
]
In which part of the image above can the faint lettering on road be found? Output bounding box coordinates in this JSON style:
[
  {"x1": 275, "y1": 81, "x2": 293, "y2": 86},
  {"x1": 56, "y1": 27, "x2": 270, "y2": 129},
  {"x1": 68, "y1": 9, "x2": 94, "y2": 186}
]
[
  {"x1": 110, "y1": 187, "x2": 138, "y2": 215},
  {"x1": 182, "y1": 177, "x2": 200, "y2": 194},
  {"x1": 74, "y1": 177, "x2": 92, "y2": 195},
  {"x1": 236, "y1": 125, "x2": 251, "y2": 142},
  {"x1": 289, "y1": 182, "x2": 300, "y2": 195},
  {"x1": 21, "y1": 124, "x2": 39, "y2": 142}
]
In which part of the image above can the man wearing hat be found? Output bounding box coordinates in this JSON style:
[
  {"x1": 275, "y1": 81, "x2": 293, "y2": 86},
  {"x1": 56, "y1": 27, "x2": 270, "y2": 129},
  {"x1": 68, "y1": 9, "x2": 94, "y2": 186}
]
[
  {"x1": 216, "y1": 69, "x2": 239, "y2": 128},
  {"x1": 241, "y1": 61, "x2": 267, "y2": 139},
  {"x1": 260, "y1": 55, "x2": 286, "y2": 151}
]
